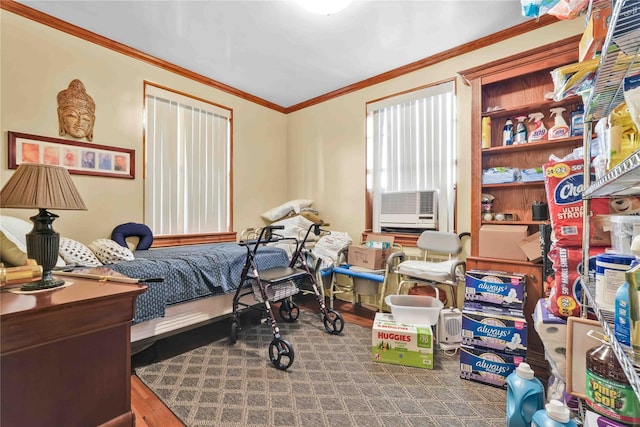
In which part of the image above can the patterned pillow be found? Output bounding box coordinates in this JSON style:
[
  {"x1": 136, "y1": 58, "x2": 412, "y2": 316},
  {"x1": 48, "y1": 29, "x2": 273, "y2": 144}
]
[
  {"x1": 89, "y1": 238, "x2": 135, "y2": 264},
  {"x1": 59, "y1": 237, "x2": 103, "y2": 267}
]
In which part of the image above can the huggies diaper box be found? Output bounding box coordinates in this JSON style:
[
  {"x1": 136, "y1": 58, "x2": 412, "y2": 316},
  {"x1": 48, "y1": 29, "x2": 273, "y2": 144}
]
[
  {"x1": 461, "y1": 307, "x2": 528, "y2": 356},
  {"x1": 459, "y1": 346, "x2": 525, "y2": 389},
  {"x1": 371, "y1": 313, "x2": 433, "y2": 369},
  {"x1": 464, "y1": 270, "x2": 526, "y2": 311}
]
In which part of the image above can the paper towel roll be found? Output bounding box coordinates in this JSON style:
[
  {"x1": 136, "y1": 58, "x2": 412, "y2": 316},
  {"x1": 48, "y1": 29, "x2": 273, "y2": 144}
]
[{"x1": 533, "y1": 299, "x2": 568, "y2": 380}]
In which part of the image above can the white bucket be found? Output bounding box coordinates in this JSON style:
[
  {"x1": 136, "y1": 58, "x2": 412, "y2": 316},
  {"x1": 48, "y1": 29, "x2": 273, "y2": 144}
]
[{"x1": 384, "y1": 294, "x2": 443, "y2": 325}]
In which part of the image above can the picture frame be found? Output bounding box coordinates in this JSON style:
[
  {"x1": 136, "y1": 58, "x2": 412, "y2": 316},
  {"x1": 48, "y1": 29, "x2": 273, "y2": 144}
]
[
  {"x1": 8, "y1": 131, "x2": 135, "y2": 179},
  {"x1": 566, "y1": 317, "x2": 603, "y2": 399}
]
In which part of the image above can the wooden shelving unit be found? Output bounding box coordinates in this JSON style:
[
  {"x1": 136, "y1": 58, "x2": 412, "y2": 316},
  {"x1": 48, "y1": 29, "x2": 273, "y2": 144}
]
[{"x1": 459, "y1": 34, "x2": 583, "y2": 378}]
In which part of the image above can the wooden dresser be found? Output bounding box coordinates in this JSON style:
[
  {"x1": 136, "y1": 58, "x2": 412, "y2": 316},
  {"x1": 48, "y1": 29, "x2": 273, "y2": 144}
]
[{"x1": 1, "y1": 276, "x2": 146, "y2": 427}]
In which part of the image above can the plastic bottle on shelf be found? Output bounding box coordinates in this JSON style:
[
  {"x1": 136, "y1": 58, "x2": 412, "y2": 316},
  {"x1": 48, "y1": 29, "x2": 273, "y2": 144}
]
[
  {"x1": 513, "y1": 116, "x2": 528, "y2": 144},
  {"x1": 531, "y1": 400, "x2": 577, "y2": 427},
  {"x1": 615, "y1": 236, "x2": 640, "y2": 349},
  {"x1": 548, "y1": 108, "x2": 570, "y2": 140},
  {"x1": 506, "y1": 362, "x2": 545, "y2": 427},
  {"x1": 528, "y1": 112, "x2": 547, "y2": 142},
  {"x1": 570, "y1": 105, "x2": 584, "y2": 137},
  {"x1": 482, "y1": 116, "x2": 492, "y2": 148},
  {"x1": 503, "y1": 118, "x2": 514, "y2": 146},
  {"x1": 585, "y1": 331, "x2": 640, "y2": 425}
]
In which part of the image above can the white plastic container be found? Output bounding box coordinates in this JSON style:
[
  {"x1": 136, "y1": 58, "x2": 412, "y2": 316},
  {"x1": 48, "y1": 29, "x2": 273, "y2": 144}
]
[
  {"x1": 610, "y1": 215, "x2": 640, "y2": 255},
  {"x1": 384, "y1": 294, "x2": 443, "y2": 325}
]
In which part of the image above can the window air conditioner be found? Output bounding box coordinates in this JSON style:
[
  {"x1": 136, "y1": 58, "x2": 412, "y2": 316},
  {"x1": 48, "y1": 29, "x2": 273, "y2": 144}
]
[{"x1": 379, "y1": 190, "x2": 438, "y2": 231}]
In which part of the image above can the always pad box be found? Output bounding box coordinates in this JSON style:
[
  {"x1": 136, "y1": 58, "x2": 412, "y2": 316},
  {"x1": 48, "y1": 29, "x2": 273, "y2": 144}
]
[
  {"x1": 464, "y1": 270, "x2": 526, "y2": 311},
  {"x1": 459, "y1": 346, "x2": 525, "y2": 389},
  {"x1": 461, "y1": 306, "x2": 527, "y2": 356}
]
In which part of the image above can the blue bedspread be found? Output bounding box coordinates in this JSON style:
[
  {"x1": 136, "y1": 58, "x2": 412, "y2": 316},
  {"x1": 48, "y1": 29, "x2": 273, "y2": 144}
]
[{"x1": 107, "y1": 243, "x2": 290, "y2": 324}]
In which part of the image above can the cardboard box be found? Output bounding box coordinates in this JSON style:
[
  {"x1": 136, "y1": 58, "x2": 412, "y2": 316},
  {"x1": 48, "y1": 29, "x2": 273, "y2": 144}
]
[
  {"x1": 519, "y1": 231, "x2": 542, "y2": 263},
  {"x1": 459, "y1": 346, "x2": 525, "y2": 389},
  {"x1": 348, "y1": 234, "x2": 394, "y2": 270},
  {"x1": 579, "y1": 3, "x2": 611, "y2": 61},
  {"x1": 371, "y1": 312, "x2": 433, "y2": 369},
  {"x1": 479, "y1": 224, "x2": 528, "y2": 261},
  {"x1": 461, "y1": 306, "x2": 527, "y2": 356},
  {"x1": 464, "y1": 269, "x2": 526, "y2": 311}
]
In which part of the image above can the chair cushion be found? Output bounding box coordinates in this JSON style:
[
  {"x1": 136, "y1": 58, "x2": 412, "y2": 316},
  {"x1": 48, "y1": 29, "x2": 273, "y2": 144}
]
[{"x1": 397, "y1": 259, "x2": 460, "y2": 283}]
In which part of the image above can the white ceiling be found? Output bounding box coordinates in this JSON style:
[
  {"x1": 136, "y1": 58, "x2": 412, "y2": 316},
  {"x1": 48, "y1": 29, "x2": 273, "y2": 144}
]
[{"x1": 18, "y1": 0, "x2": 531, "y2": 109}]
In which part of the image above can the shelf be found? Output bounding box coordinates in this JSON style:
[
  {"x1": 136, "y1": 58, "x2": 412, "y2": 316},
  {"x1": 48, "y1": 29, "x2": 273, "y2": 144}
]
[
  {"x1": 482, "y1": 96, "x2": 582, "y2": 119},
  {"x1": 581, "y1": 276, "x2": 640, "y2": 400},
  {"x1": 482, "y1": 181, "x2": 545, "y2": 189},
  {"x1": 481, "y1": 220, "x2": 550, "y2": 226},
  {"x1": 482, "y1": 136, "x2": 584, "y2": 154},
  {"x1": 584, "y1": 149, "x2": 640, "y2": 197},
  {"x1": 583, "y1": 0, "x2": 640, "y2": 122}
]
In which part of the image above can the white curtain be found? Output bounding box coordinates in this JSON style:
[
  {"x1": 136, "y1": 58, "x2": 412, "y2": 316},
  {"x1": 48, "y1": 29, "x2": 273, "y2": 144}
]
[
  {"x1": 145, "y1": 84, "x2": 231, "y2": 235},
  {"x1": 367, "y1": 80, "x2": 456, "y2": 232}
]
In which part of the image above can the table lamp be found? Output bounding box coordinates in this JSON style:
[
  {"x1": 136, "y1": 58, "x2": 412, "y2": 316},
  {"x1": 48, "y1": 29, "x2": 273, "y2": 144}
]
[{"x1": 0, "y1": 163, "x2": 87, "y2": 290}]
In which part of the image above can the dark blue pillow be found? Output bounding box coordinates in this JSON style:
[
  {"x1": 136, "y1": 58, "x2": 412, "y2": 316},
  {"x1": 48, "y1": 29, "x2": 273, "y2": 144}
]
[{"x1": 111, "y1": 222, "x2": 153, "y2": 250}]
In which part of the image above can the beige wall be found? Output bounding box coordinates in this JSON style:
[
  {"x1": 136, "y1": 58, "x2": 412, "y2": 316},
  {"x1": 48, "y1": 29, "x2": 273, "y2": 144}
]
[
  {"x1": 0, "y1": 10, "x2": 289, "y2": 242},
  {"x1": 1, "y1": 9, "x2": 583, "y2": 246},
  {"x1": 287, "y1": 18, "x2": 584, "y2": 244}
]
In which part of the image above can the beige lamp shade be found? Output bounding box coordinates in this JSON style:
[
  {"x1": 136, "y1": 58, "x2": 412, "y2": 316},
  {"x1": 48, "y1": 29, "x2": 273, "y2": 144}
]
[{"x1": 1, "y1": 163, "x2": 87, "y2": 210}]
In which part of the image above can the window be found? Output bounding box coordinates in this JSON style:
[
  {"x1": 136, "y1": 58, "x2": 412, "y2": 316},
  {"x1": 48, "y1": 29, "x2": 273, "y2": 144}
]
[
  {"x1": 366, "y1": 80, "x2": 457, "y2": 232},
  {"x1": 144, "y1": 83, "x2": 232, "y2": 236}
]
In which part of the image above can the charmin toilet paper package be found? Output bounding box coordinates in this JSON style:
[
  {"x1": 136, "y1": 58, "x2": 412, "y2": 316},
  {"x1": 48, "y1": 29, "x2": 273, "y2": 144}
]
[
  {"x1": 533, "y1": 298, "x2": 567, "y2": 381},
  {"x1": 464, "y1": 270, "x2": 526, "y2": 311},
  {"x1": 461, "y1": 306, "x2": 527, "y2": 356}
]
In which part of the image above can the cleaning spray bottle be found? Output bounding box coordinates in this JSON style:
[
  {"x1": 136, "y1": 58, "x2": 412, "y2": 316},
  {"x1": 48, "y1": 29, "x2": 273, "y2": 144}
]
[
  {"x1": 514, "y1": 116, "x2": 528, "y2": 144},
  {"x1": 615, "y1": 235, "x2": 640, "y2": 350},
  {"x1": 528, "y1": 112, "x2": 547, "y2": 142},
  {"x1": 549, "y1": 108, "x2": 570, "y2": 140},
  {"x1": 503, "y1": 118, "x2": 514, "y2": 146},
  {"x1": 506, "y1": 362, "x2": 545, "y2": 427}
]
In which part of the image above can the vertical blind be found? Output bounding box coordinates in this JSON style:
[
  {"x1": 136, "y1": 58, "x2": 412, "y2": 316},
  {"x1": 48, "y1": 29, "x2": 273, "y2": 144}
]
[
  {"x1": 145, "y1": 84, "x2": 231, "y2": 235},
  {"x1": 367, "y1": 80, "x2": 456, "y2": 232}
]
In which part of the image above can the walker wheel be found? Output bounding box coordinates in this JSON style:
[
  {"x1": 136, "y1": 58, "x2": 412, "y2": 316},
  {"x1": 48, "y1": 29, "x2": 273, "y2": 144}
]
[
  {"x1": 269, "y1": 338, "x2": 294, "y2": 370},
  {"x1": 229, "y1": 318, "x2": 240, "y2": 344},
  {"x1": 323, "y1": 309, "x2": 344, "y2": 335},
  {"x1": 279, "y1": 301, "x2": 300, "y2": 322}
]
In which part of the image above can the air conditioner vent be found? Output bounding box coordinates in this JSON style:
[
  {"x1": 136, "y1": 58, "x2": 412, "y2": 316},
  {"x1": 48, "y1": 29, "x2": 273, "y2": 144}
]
[{"x1": 378, "y1": 190, "x2": 438, "y2": 230}]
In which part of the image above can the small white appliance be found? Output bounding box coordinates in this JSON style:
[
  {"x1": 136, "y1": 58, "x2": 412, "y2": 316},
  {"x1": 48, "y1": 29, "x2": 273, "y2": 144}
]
[
  {"x1": 437, "y1": 307, "x2": 462, "y2": 350},
  {"x1": 378, "y1": 190, "x2": 438, "y2": 230}
]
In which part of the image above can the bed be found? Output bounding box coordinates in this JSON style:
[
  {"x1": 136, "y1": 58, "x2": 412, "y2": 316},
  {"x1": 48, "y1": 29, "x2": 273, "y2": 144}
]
[{"x1": 78, "y1": 242, "x2": 290, "y2": 349}]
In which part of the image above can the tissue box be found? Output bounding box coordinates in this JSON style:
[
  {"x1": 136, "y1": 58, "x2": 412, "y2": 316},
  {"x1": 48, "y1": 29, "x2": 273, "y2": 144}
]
[
  {"x1": 464, "y1": 269, "x2": 526, "y2": 311},
  {"x1": 461, "y1": 307, "x2": 527, "y2": 356},
  {"x1": 459, "y1": 346, "x2": 525, "y2": 389},
  {"x1": 348, "y1": 234, "x2": 394, "y2": 270},
  {"x1": 371, "y1": 313, "x2": 433, "y2": 369}
]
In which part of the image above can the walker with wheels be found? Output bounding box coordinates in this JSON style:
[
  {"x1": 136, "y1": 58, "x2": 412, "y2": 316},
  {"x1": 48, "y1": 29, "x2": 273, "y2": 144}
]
[{"x1": 230, "y1": 222, "x2": 344, "y2": 370}]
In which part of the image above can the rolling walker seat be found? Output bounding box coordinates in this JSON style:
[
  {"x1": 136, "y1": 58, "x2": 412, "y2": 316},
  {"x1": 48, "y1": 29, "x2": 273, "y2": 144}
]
[{"x1": 392, "y1": 230, "x2": 469, "y2": 308}]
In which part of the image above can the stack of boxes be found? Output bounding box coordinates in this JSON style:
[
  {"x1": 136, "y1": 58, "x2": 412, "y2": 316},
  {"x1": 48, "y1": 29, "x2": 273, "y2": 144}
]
[{"x1": 459, "y1": 269, "x2": 528, "y2": 388}]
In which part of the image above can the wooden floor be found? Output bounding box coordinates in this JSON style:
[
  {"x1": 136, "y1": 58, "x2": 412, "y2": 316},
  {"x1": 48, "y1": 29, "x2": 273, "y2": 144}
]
[{"x1": 130, "y1": 295, "x2": 378, "y2": 427}]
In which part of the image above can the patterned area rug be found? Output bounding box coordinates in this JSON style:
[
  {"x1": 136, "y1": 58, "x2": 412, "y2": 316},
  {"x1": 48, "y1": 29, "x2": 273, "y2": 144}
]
[{"x1": 136, "y1": 310, "x2": 507, "y2": 427}]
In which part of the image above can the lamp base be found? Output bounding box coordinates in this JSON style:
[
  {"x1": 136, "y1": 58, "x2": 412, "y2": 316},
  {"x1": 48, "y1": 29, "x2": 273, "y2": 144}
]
[{"x1": 20, "y1": 277, "x2": 65, "y2": 291}]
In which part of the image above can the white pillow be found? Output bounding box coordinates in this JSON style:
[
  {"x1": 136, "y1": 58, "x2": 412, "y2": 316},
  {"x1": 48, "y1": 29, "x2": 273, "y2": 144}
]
[
  {"x1": 59, "y1": 237, "x2": 103, "y2": 267},
  {"x1": 260, "y1": 199, "x2": 313, "y2": 222},
  {"x1": 0, "y1": 215, "x2": 66, "y2": 266},
  {"x1": 89, "y1": 238, "x2": 135, "y2": 264},
  {"x1": 270, "y1": 215, "x2": 314, "y2": 239}
]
